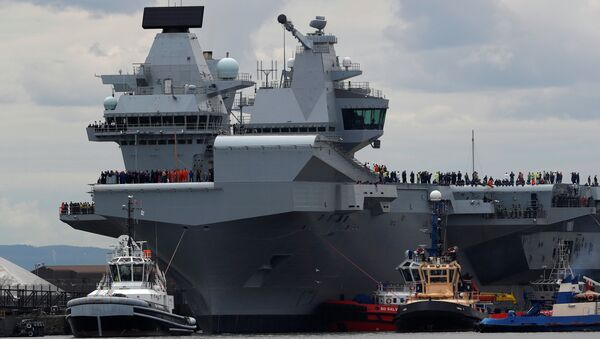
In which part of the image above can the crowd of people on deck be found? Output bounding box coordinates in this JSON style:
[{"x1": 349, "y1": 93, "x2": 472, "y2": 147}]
[
  {"x1": 97, "y1": 169, "x2": 213, "y2": 184},
  {"x1": 59, "y1": 202, "x2": 94, "y2": 215},
  {"x1": 364, "y1": 163, "x2": 598, "y2": 187}
]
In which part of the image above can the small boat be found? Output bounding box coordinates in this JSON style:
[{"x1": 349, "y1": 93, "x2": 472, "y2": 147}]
[
  {"x1": 66, "y1": 197, "x2": 197, "y2": 337},
  {"x1": 393, "y1": 247, "x2": 486, "y2": 332},
  {"x1": 320, "y1": 257, "x2": 420, "y2": 332},
  {"x1": 479, "y1": 240, "x2": 600, "y2": 332},
  {"x1": 393, "y1": 191, "x2": 486, "y2": 332}
]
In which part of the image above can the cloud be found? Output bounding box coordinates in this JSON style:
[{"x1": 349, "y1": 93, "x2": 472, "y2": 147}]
[
  {"x1": 380, "y1": 0, "x2": 600, "y2": 93},
  {"x1": 15, "y1": 0, "x2": 156, "y2": 15},
  {"x1": 0, "y1": 198, "x2": 113, "y2": 247},
  {"x1": 1, "y1": 0, "x2": 600, "y2": 248},
  {"x1": 390, "y1": 0, "x2": 508, "y2": 50}
]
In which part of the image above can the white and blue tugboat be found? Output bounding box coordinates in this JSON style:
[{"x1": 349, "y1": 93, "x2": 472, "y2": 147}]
[
  {"x1": 479, "y1": 241, "x2": 600, "y2": 332},
  {"x1": 66, "y1": 197, "x2": 197, "y2": 337}
]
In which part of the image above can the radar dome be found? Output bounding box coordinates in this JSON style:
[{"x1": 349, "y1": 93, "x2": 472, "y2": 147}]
[
  {"x1": 309, "y1": 16, "x2": 327, "y2": 31},
  {"x1": 217, "y1": 57, "x2": 239, "y2": 80},
  {"x1": 103, "y1": 96, "x2": 117, "y2": 110},
  {"x1": 342, "y1": 57, "x2": 352, "y2": 68},
  {"x1": 287, "y1": 58, "x2": 295, "y2": 69},
  {"x1": 429, "y1": 190, "x2": 442, "y2": 202}
]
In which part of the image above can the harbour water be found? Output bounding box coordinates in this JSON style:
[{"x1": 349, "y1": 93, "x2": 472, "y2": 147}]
[{"x1": 11, "y1": 334, "x2": 600, "y2": 339}]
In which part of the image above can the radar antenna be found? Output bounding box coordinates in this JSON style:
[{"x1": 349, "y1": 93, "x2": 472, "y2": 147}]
[
  {"x1": 277, "y1": 14, "x2": 313, "y2": 50},
  {"x1": 256, "y1": 61, "x2": 278, "y2": 89}
]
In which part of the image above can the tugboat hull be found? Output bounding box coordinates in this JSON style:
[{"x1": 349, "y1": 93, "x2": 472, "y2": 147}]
[
  {"x1": 66, "y1": 297, "x2": 197, "y2": 337},
  {"x1": 320, "y1": 300, "x2": 398, "y2": 332},
  {"x1": 479, "y1": 315, "x2": 600, "y2": 332},
  {"x1": 394, "y1": 300, "x2": 484, "y2": 332}
]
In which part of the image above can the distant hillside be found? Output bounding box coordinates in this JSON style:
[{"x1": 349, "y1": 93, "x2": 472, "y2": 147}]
[{"x1": 0, "y1": 245, "x2": 109, "y2": 271}]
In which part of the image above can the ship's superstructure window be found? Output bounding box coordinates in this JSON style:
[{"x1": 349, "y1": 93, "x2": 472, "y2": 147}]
[
  {"x1": 164, "y1": 79, "x2": 173, "y2": 94},
  {"x1": 342, "y1": 108, "x2": 387, "y2": 130},
  {"x1": 119, "y1": 264, "x2": 132, "y2": 281},
  {"x1": 133, "y1": 264, "x2": 144, "y2": 281}
]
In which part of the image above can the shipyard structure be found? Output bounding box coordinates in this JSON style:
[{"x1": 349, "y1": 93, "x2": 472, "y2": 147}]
[{"x1": 60, "y1": 6, "x2": 600, "y2": 333}]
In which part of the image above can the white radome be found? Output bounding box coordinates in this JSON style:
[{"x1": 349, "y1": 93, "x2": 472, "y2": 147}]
[
  {"x1": 217, "y1": 57, "x2": 239, "y2": 79},
  {"x1": 287, "y1": 58, "x2": 295, "y2": 69},
  {"x1": 429, "y1": 190, "x2": 442, "y2": 202},
  {"x1": 342, "y1": 56, "x2": 352, "y2": 68},
  {"x1": 104, "y1": 96, "x2": 117, "y2": 110}
]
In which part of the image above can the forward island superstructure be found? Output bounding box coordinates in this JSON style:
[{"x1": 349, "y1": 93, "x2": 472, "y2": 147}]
[{"x1": 61, "y1": 6, "x2": 600, "y2": 333}]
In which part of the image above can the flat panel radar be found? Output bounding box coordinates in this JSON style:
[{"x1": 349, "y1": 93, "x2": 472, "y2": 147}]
[{"x1": 142, "y1": 6, "x2": 204, "y2": 32}]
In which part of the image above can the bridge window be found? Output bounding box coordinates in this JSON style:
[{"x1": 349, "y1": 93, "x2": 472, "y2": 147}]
[
  {"x1": 110, "y1": 264, "x2": 120, "y2": 282},
  {"x1": 342, "y1": 108, "x2": 387, "y2": 130},
  {"x1": 133, "y1": 264, "x2": 144, "y2": 282},
  {"x1": 119, "y1": 264, "x2": 132, "y2": 282},
  {"x1": 186, "y1": 115, "x2": 198, "y2": 124}
]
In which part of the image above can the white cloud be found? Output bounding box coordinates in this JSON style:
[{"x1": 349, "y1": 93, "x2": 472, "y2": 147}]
[
  {"x1": 0, "y1": 198, "x2": 113, "y2": 246},
  {"x1": 1, "y1": 0, "x2": 600, "y2": 247}
]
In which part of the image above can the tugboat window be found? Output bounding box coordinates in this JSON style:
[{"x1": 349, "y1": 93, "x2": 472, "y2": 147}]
[
  {"x1": 342, "y1": 108, "x2": 387, "y2": 130},
  {"x1": 133, "y1": 264, "x2": 144, "y2": 281},
  {"x1": 110, "y1": 265, "x2": 120, "y2": 282},
  {"x1": 119, "y1": 264, "x2": 132, "y2": 282}
]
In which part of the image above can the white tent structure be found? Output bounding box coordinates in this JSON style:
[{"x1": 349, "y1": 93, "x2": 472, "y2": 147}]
[{"x1": 0, "y1": 257, "x2": 59, "y2": 291}]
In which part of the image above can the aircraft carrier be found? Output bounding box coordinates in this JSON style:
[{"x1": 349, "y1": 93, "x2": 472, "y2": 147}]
[{"x1": 60, "y1": 6, "x2": 600, "y2": 333}]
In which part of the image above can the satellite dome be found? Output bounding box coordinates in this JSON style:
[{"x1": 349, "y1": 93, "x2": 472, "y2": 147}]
[
  {"x1": 342, "y1": 57, "x2": 352, "y2": 68},
  {"x1": 429, "y1": 190, "x2": 442, "y2": 202},
  {"x1": 217, "y1": 57, "x2": 239, "y2": 80},
  {"x1": 287, "y1": 58, "x2": 295, "y2": 69},
  {"x1": 103, "y1": 96, "x2": 117, "y2": 110}
]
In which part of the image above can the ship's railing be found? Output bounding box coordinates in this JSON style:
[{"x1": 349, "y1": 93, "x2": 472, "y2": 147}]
[
  {"x1": 334, "y1": 81, "x2": 385, "y2": 98},
  {"x1": 0, "y1": 285, "x2": 85, "y2": 311},
  {"x1": 97, "y1": 169, "x2": 212, "y2": 185},
  {"x1": 132, "y1": 63, "x2": 150, "y2": 76},
  {"x1": 375, "y1": 282, "x2": 413, "y2": 293},
  {"x1": 489, "y1": 203, "x2": 546, "y2": 219},
  {"x1": 336, "y1": 62, "x2": 361, "y2": 71},
  {"x1": 233, "y1": 96, "x2": 255, "y2": 108},
  {"x1": 134, "y1": 85, "x2": 210, "y2": 96},
  {"x1": 552, "y1": 194, "x2": 592, "y2": 208},
  {"x1": 96, "y1": 281, "x2": 155, "y2": 290},
  {"x1": 236, "y1": 73, "x2": 253, "y2": 82},
  {"x1": 90, "y1": 122, "x2": 224, "y2": 133},
  {"x1": 260, "y1": 81, "x2": 280, "y2": 89},
  {"x1": 59, "y1": 202, "x2": 94, "y2": 216}
]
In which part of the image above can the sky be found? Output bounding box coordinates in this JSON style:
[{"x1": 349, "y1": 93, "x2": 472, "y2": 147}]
[{"x1": 0, "y1": 0, "x2": 599, "y2": 247}]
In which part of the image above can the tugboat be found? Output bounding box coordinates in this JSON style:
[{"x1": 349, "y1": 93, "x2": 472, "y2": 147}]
[
  {"x1": 479, "y1": 240, "x2": 600, "y2": 332},
  {"x1": 393, "y1": 190, "x2": 486, "y2": 332},
  {"x1": 320, "y1": 256, "x2": 421, "y2": 332},
  {"x1": 66, "y1": 196, "x2": 197, "y2": 337}
]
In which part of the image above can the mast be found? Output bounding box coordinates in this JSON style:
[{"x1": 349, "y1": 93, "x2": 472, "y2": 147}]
[
  {"x1": 471, "y1": 129, "x2": 475, "y2": 174},
  {"x1": 429, "y1": 191, "x2": 445, "y2": 257},
  {"x1": 127, "y1": 195, "x2": 134, "y2": 256}
]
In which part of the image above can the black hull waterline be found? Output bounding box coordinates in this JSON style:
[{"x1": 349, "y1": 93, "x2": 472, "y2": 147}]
[
  {"x1": 66, "y1": 297, "x2": 197, "y2": 337},
  {"x1": 394, "y1": 300, "x2": 484, "y2": 332}
]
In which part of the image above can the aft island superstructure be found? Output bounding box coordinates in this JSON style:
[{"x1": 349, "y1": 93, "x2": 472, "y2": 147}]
[{"x1": 61, "y1": 6, "x2": 600, "y2": 333}]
